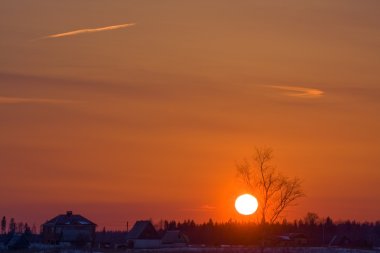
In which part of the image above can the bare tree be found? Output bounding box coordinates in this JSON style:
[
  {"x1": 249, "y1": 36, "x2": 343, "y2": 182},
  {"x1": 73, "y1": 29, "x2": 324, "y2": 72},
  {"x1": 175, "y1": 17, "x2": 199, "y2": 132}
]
[
  {"x1": 237, "y1": 147, "x2": 305, "y2": 224},
  {"x1": 304, "y1": 212, "x2": 319, "y2": 225},
  {"x1": 17, "y1": 222, "x2": 24, "y2": 233},
  {"x1": 1, "y1": 216, "x2": 6, "y2": 234},
  {"x1": 9, "y1": 218, "x2": 15, "y2": 233}
]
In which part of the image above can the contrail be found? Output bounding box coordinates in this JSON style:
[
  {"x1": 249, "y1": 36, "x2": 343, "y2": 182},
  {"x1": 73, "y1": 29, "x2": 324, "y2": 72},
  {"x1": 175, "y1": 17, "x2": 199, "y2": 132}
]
[
  {"x1": 0, "y1": 96, "x2": 77, "y2": 105},
  {"x1": 39, "y1": 23, "x2": 136, "y2": 40},
  {"x1": 268, "y1": 85, "x2": 324, "y2": 98}
]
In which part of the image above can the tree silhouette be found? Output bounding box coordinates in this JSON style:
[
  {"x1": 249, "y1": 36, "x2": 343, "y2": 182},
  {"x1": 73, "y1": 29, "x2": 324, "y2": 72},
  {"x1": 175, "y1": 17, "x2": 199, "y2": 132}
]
[
  {"x1": 237, "y1": 147, "x2": 305, "y2": 224},
  {"x1": 9, "y1": 218, "x2": 16, "y2": 233},
  {"x1": 1, "y1": 216, "x2": 6, "y2": 234},
  {"x1": 304, "y1": 212, "x2": 319, "y2": 226}
]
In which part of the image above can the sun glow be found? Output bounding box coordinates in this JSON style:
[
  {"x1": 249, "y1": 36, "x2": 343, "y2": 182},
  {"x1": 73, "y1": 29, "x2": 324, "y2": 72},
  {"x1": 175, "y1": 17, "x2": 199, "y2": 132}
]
[{"x1": 235, "y1": 194, "x2": 259, "y2": 215}]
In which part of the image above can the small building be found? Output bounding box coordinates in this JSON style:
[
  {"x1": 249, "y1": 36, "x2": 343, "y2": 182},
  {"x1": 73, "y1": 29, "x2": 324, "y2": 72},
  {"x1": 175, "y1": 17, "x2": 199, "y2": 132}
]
[
  {"x1": 161, "y1": 230, "x2": 189, "y2": 248},
  {"x1": 126, "y1": 220, "x2": 161, "y2": 249},
  {"x1": 42, "y1": 211, "x2": 96, "y2": 247}
]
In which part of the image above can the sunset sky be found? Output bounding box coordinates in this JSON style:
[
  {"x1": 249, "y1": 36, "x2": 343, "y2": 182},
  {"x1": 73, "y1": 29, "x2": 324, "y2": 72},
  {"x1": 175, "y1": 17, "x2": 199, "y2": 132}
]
[{"x1": 1, "y1": 0, "x2": 380, "y2": 230}]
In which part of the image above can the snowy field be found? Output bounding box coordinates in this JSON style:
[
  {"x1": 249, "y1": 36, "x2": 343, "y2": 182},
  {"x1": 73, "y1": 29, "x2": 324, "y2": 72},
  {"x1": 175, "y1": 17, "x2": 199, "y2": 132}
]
[
  {"x1": 123, "y1": 247, "x2": 380, "y2": 253},
  {"x1": 6, "y1": 247, "x2": 379, "y2": 253}
]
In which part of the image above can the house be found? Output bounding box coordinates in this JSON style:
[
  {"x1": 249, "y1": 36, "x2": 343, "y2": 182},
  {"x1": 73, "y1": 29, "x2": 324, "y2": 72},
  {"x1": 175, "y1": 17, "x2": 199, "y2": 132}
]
[
  {"x1": 42, "y1": 211, "x2": 96, "y2": 247},
  {"x1": 161, "y1": 230, "x2": 189, "y2": 248},
  {"x1": 126, "y1": 220, "x2": 161, "y2": 249}
]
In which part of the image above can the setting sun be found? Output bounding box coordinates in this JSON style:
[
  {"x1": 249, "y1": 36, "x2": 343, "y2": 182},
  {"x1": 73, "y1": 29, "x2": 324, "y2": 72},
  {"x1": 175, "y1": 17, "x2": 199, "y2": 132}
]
[{"x1": 235, "y1": 194, "x2": 259, "y2": 215}]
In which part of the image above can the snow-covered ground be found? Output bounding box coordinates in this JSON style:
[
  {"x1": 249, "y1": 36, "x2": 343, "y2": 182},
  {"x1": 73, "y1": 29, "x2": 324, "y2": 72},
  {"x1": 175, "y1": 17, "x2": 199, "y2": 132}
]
[
  {"x1": 128, "y1": 247, "x2": 379, "y2": 253},
  {"x1": 15, "y1": 246, "x2": 380, "y2": 253}
]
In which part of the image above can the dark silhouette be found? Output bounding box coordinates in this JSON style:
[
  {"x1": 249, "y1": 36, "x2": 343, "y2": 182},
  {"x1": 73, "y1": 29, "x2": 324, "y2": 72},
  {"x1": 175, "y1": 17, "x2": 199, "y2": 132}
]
[
  {"x1": 1, "y1": 216, "x2": 6, "y2": 234},
  {"x1": 237, "y1": 147, "x2": 305, "y2": 224},
  {"x1": 8, "y1": 218, "x2": 15, "y2": 234},
  {"x1": 126, "y1": 220, "x2": 161, "y2": 249},
  {"x1": 4, "y1": 233, "x2": 30, "y2": 250},
  {"x1": 41, "y1": 210, "x2": 96, "y2": 247},
  {"x1": 1, "y1": 212, "x2": 380, "y2": 249},
  {"x1": 161, "y1": 217, "x2": 380, "y2": 248}
]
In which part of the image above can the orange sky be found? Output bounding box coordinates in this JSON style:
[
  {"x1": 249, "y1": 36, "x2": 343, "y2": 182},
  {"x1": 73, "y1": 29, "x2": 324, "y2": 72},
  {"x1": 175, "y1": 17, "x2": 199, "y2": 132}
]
[{"x1": 1, "y1": 0, "x2": 380, "y2": 230}]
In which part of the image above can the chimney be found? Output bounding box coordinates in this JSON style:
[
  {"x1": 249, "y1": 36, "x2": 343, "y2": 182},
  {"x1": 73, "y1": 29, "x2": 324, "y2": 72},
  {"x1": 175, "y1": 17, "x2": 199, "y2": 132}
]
[{"x1": 66, "y1": 211, "x2": 73, "y2": 217}]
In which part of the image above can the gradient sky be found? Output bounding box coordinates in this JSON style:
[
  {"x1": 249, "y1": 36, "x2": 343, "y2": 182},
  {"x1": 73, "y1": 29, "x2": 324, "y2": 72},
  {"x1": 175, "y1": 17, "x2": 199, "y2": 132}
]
[{"x1": 1, "y1": 0, "x2": 380, "y2": 230}]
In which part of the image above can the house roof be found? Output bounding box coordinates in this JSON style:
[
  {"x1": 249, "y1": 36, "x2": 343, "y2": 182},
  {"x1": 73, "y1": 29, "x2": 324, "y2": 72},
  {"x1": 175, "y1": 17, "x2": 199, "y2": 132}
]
[
  {"x1": 43, "y1": 211, "x2": 96, "y2": 226},
  {"x1": 127, "y1": 220, "x2": 159, "y2": 239}
]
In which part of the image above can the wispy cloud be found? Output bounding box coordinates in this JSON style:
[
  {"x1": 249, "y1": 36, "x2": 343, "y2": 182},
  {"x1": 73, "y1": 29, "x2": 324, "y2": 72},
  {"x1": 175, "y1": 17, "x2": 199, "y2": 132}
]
[
  {"x1": 0, "y1": 96, "x2": 77, "y2": 105},
  {"x1": 268, "y1": 85, "x2": 324, "y2": 98},
  {"x1": 38, "y1": 23, "x2": 136, "y2": 40}
]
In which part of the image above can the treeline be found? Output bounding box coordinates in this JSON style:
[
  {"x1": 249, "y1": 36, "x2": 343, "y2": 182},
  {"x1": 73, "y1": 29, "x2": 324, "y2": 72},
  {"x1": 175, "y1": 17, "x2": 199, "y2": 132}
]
[
  {"x1": 0, "y1": 216, "x2": 37, "y2": 235},
  {"x1": 160, "y1": 215, "x2": 380, "y2": 248},
  {"x1": 2, "y1": 213, "x2": 380, "y2": 249},
  {"x1": 97, "y1": 217, "x2": 380, "y2": 248}
]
